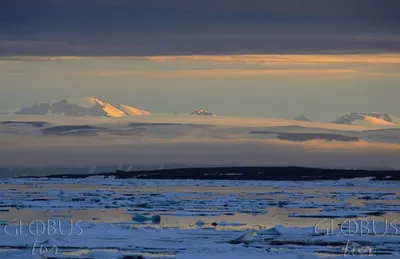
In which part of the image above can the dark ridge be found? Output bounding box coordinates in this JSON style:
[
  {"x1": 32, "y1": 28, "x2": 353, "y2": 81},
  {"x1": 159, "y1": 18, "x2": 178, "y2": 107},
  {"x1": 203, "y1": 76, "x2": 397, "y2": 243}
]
[
  {"x1": 1, "y1": 121, "x2": 49, "y2": 127},
  {"x1": 129, "y1": 122, "x2": 206, "y2": 127},
  {"x1": 362, "y1": 128, "x2": 400, "y2": 133},
  {"x1": 249, "y1": 132, "x2": 359, "y2": 142},
  {"x1": 41, "y1": 166, "x2": 400, "y2": 181},
  {"x1": 41, "y1": 125, "x2": 106, "y2": 135}
]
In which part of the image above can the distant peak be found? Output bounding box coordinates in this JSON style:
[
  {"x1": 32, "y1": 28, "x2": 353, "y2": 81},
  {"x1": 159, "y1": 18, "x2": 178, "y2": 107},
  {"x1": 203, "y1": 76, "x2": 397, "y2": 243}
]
[
  {"x1": 294, "y1": 114, "x2": 311, "y2": 122},
  {"x1": 191, "y1": 109, "x2": 216, "y2": 116}
]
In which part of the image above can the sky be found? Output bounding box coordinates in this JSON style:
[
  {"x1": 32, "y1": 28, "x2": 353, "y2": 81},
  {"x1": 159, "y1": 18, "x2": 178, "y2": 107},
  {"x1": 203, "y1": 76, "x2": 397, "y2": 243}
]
[{"x1": 1, "y1": 0, "x2": 399, "y2": 121}]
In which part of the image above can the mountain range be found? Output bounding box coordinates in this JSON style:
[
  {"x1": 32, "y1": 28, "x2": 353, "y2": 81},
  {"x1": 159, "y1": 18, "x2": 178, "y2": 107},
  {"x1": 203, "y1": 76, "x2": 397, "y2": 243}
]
[
  {"x1": 2, "y1": 98, "x2": 399, "y2": 126},
  {"x1": 13, "y1": 97, "x2": 150, "y2": 117},
  {"x1": 332, "y1": 112, "x2": 400, "y2": 126}
]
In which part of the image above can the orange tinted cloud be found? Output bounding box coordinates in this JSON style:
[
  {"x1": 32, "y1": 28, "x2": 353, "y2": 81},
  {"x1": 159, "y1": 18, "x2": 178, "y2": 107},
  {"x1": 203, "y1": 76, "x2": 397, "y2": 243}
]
[
  {"x1": 181, "y1": 138, "x2": 400, "y2": 151},
  {"x1": 4, "y1": 53, "x2": 400, "y2": 65},
  {"x1": 289, "y1": 139, "x2": 400, "y2": 150},
  {"x1": 94, "y1": 69, "x2": 355, "y2": 78},
  {"x1": 147, "y1": 53, "x2": 400, "y2": 65}
]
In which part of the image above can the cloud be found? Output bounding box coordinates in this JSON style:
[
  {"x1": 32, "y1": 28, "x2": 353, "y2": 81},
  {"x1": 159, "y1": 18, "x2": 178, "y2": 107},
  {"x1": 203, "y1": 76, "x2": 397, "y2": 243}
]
[
  {"x1": 3, "y1": 54, "x2": 398, "y2": 79},
  {"x1": 167, "y1": 136, "x2": 400, "y2": 151},
  {"x1": 266, "y1": 139, "x2": 400, "y2": 151},
  {"x1": 0, "y1": 56, "x2": 88, "y2": 62},
  {"x1": 61, "y1": 53, "x2": 400, "y2": 79},
  {"x1": 148, "y1": 54, "x2": 400, "y2": 65},
  {"x1": 2, "y1": 135, "x2": 399, "y2": 168},
  {"x1": 4, "y1": 53, "x2": 400, "y2": 65},
  {"x1": 92, "y1": 69, "x2": 355, "y2": 78},
  {"x1": 364, "y1": 72, "x2": 400, "y2": 78}
]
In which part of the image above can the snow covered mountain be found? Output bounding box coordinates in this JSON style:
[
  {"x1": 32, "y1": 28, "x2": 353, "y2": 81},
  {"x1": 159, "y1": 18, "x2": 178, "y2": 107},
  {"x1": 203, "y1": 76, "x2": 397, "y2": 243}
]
[
  {"x1": 190, "y1": 109, "x2": 216, "y2": 116},
  {"x1": 13, "y1": 97, "x2": 150, "y2": 117},
  {"x1": 294, "y1": 114, "x2": 311, "y2": 122},
  {"x1": 332, "y1": 112, "x2": 399, "y2": 126}
]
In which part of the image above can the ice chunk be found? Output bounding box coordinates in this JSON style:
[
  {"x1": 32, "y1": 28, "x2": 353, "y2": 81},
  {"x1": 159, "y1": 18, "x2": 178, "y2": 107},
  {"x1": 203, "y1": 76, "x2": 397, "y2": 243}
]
[{"x1": 132, "y1": 214, "x2": 161, "y2": 224}]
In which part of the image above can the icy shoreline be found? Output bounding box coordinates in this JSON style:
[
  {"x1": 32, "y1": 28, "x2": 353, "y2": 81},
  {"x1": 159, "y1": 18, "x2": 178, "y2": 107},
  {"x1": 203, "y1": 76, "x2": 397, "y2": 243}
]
[
  {"x1": 0, "y1": 178, "x2": 398, "y2": 258},
  {"x1": 40, "y1": 166, "x2": 400, "y2": 181}
]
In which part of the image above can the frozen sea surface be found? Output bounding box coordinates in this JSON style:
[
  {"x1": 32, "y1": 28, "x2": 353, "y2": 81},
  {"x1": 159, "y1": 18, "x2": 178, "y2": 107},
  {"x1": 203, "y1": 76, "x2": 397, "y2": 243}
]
[{"x1": 0, "y1": 178, "x2": 398, "y2": 258}]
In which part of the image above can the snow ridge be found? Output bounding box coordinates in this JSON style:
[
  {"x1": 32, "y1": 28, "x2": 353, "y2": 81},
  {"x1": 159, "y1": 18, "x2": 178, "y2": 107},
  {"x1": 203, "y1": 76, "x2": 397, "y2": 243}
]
[
  {"x1": 332, "y1": 112, "x2": 399, "y2": 126},
  {"x1": 191, "y1": 109, "x2": 216, "y2": 116},
  {"x1": 14, "y1": 97, "x2": 150, "y2": 117}
]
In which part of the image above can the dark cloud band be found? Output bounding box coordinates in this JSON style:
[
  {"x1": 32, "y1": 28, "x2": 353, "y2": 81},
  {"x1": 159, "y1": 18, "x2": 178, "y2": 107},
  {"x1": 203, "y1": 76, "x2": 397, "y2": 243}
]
[{"x1": 1, "y1": 0, "x2": 399, "y2": 56}]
